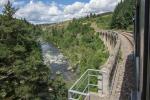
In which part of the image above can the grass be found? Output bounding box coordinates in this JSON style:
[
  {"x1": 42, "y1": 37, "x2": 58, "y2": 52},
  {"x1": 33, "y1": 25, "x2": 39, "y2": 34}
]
[{"x1": 95, "y1": 14, "x2": 112, "y2": 29}]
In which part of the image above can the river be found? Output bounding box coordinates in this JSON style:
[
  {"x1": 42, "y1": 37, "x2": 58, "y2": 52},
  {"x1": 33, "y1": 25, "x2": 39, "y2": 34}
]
[{"x1": 40, "y1": 41, "x2": 75, "y2": 82}]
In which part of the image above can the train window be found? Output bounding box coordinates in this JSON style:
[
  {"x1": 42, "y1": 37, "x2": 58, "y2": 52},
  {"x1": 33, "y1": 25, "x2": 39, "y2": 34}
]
[{"x1": 147, "y1": 2, "x2": 150, "y2": 99}]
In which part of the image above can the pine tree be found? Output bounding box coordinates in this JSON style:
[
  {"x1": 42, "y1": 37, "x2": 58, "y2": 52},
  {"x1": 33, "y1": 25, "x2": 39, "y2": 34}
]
[
  {"x1": 0, "y1": 1, "x2": 50, "y2": 100},
  {"x1": 0, "y1": 1, "x2": 68, "y2": 100},
  {"x1": 2, "y1": 0, "x2": 17, "y2": 19},
  {"x1": 110, "y1": 0, "x2": 136, "y2": 29}
]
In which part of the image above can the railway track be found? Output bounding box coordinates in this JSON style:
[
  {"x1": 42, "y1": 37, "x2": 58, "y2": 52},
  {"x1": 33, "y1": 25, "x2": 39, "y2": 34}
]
[
  {"x1": 121, "y1": 32, "x2": 133, "y2": 37},
  {"x1": 120, "y1": 32, "x2": 134, "y2": 49},
  {"x1": 92, "y1": 30, "x2": 135, "y2": 100},
  {"x1": 110, "y1": 32, "x2": 135, "y2": 100}
]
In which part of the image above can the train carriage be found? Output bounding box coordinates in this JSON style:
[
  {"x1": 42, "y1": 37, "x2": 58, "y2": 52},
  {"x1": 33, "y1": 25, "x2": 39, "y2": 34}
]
[{"x1": 135, "y1": 0, "x2": 150, "y2": 100}]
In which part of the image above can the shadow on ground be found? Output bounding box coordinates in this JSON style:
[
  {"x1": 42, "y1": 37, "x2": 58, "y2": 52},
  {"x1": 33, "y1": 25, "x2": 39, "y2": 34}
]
[{"x1": 119, "y1": 52, "x2": 137, "y2": 100}]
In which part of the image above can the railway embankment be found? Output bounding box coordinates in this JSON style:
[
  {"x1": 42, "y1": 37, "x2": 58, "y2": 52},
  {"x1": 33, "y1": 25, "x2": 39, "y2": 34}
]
[{"x1": 90, "y1": 31, "x2": 135, "y2": 100}]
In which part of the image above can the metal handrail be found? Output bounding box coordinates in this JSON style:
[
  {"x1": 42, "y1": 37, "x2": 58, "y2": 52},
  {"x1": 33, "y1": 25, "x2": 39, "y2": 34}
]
[{"x1": 68, "y1": 69, "x2": 103, "y2": 100}]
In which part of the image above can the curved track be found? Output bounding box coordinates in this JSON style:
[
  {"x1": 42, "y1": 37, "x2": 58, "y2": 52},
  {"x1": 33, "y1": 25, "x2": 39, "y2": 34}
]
[
  {"x1": 111, "y1": 32, "x2": 135, "y2": 100},
  {"x1": 120, "y1": 32, "x2": 134, "y2": 48},
  {"x1": 91, "y1": 22, "x2": 136, "y2": 99}
]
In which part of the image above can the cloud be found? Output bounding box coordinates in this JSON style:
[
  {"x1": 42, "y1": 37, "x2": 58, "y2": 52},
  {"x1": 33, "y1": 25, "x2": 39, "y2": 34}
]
[
  {"x1": 0, "y1": 0, "x2": 9, "y2": 6},
  {"x1": 15, "y1": 1, "x2": 63, "y2": 24},
  {"x1": 64, "y1": 2, "x2": 85, "y2": 14},
  {"x1": 14, "y1": 0, "x2": 120, "y2": 24},
  {"x1": 0, "y1": 0, "x2": 15, "y2": 6}
]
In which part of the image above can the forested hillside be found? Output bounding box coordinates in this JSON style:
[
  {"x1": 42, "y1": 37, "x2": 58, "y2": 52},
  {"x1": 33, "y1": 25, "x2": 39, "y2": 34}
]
[
  {"x1": 42, "y1": 18, "x2": 109, "y2": 76},
  {"x1": 110, "y1": 0, "x2": 136, "y2": 30},
  {"x1": 0, "y1": 0, "x2": 136, "y2": 99},
  {"x1": 80, "y1": 12, "x2": 112, "y2": 29},
  {"x1": 0, "y1": 2, "x2": 67, "y2": 100},
  {"x1": 41, "y1": 12, "x2": 112, "y2": 30}
]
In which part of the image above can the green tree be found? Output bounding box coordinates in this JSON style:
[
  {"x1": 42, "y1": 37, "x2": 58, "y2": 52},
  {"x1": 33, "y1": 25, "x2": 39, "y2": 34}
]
[
  {"x1": 2, "y1": 0, "x2": 17, "y2": 19},
  {"x1": 42, "y1": 18, "x2": 108, "y2": 75},
  {"x1": 110, "y1": 0, "x2": 136, "y2": 29},
  {"x1": 0, "y1": 1, "x2": 67, "y2": 100}
]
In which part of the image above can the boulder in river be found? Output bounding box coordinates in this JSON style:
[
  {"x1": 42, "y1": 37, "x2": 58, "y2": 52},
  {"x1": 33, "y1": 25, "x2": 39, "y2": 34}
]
[
  {"x1": 56, "y1": 71, "x2": 61, "y2": 75},
  {"x1": 48, "y1": 87, "x2": 53, "y2": 92},
  {"x1": 67, "y1": 67, "x2": 72, "y2": 71},
  {"x1": 71, "y1": 69, "x2": 74, "y2": 72}
]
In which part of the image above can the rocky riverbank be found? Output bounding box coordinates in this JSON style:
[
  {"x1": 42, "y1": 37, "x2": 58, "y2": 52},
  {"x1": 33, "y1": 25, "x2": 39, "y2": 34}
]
[{"x1": 40, "y1": 41, "x2": 75, "y2": 82}]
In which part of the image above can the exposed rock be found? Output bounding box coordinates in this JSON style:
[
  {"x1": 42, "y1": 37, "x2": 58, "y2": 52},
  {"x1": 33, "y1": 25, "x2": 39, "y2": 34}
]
[
  {"x1": 48, "y1": 87, "x2": 53, "y2": 92},
  {"x1": 67, "y1": 67, "x2": 72, "y2": 71},
  {"x1": 56, "y1": 71, "x2": 61, "y2": 75},
  {"x1": 71, "y1": 69, "x2": 74, "y2": 72}
]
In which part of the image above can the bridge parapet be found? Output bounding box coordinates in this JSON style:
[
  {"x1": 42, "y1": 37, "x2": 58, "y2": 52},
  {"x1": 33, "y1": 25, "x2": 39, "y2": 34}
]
[
  {"x1": 99, "y1": 31, "x2": 121, "y2": 97},
  {"x1": 99, "y1": 31, "x2": 119, "y2": 53}
]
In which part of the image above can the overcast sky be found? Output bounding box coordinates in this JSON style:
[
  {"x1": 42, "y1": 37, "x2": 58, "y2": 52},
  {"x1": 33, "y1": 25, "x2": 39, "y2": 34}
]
[{"x1": 0, "y1": 0, "x2": 121, "y2": 24}]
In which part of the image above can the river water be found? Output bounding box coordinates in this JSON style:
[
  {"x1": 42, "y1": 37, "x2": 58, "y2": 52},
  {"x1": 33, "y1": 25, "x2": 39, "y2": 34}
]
[{"x1": 40, "y1": 41, "x2": 75, "y2": 81}]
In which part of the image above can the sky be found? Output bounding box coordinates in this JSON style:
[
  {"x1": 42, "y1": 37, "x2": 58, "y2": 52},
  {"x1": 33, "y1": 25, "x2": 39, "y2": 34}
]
[{"x1": 0, "y1": 0, "x2": 121, "y2": 24}]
